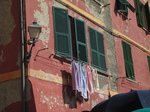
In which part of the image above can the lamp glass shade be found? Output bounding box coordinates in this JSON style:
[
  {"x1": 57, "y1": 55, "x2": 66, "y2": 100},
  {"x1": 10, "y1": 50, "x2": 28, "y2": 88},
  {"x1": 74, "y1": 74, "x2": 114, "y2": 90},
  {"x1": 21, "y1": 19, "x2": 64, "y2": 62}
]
[{"x1": 28, "y1": 21, "x2": 41, "y2": 40}]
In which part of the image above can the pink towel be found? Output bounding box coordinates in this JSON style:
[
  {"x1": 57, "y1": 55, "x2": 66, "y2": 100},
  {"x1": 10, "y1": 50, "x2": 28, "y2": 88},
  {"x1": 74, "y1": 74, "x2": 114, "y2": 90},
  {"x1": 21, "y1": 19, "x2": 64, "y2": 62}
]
[{"x1": 86, "y1": 66, "x2": 94, "y2": 93}]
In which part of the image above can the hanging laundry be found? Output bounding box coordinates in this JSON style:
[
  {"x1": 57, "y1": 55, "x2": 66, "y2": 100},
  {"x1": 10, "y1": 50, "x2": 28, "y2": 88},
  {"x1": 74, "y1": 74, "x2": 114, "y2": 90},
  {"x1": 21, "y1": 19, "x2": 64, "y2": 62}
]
[
  {"x1": 92, "y1": 68, "x2": 100, "y2": 91},
  {"x1": 86, "y1": 65, "x2": 94, "y2": 93},
  {"x1": 71, "y1": 60, "x2": 82, "y2": 92},
  {"x1": 79, "y1": 63, "x2": 88, "y2": 99}
]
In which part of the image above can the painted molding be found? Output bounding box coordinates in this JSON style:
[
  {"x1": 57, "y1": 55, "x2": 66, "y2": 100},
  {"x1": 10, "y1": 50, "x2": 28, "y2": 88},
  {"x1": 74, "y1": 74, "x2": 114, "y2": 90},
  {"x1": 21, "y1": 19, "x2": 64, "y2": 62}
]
[
  {"x1": 113, "y1": 29, "x2": 150, "y2": 54},
  {"x1": 0, "y1": 70, "x2": 21, "y2": 82},
  {"x1": 0, "y1": 69, "x2": 118, "y2": 96}
]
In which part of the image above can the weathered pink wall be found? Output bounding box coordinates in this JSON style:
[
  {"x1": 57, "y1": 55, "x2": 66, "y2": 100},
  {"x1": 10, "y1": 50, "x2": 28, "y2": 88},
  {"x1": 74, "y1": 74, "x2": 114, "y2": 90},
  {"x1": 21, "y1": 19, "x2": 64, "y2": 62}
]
[
  {"x1": 24, "y1": 0, "x2": 109, "y2": 111},
  {"x1": 110, "y1": 0, "x2": 150, "y2": 93}
]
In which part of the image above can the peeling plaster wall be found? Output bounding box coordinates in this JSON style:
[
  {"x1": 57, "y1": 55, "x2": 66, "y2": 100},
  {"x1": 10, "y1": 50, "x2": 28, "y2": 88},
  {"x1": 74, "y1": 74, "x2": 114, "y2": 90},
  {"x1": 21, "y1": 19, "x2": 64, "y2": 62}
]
[
  {"x1": 0, "y1": 0, "x2": 16, "y2": 45},
  {"x1": 25, "y1": 0, "x2": 117, "y2": 111},
  {"x1": 29, "y1": 77, "x2": 106, "y2": 112},
  {"x1": 102, "y1": 0, "x2": 118, "y2": 91},
  {"x1": 34, "y1": 0, "x2": 50, "y2": 47},
  {"x1": 0, "y1": 78, "x2": 31, "y2": 112},
  {"x1": 85, "y1": 0, "x2": 118, "y2": 91},
  {"x1": 84, "y1": 0, "x2": 103, "y2": 21},
  {"x1": 111, "y1": 0, "x2": 150, "y2": 92}
]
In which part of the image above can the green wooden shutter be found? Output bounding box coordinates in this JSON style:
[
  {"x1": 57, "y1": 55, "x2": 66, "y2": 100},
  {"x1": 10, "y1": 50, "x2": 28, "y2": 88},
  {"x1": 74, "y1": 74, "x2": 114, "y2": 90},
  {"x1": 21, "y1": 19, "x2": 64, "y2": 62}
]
[
  {"x1": 89, "y1": 27, "x2": 106, "y2": 71},
  {"x1": 53, "y1": 7, "x2": 71, "y2": 57},
  {"x1": 89, "y1": 27, "x2": 99, "y2": 67},
  {"x1": 74, "y1": 18, "x2": 88, "y2": 63},
  {"x1": 145, "y1": 2, "x2": 150, "y2": 32},
  {"x1": 122, "y1": 41, "x2": 135, "y2": 80},
  {"x1": 147, "y1": 56, "x2": 150, "y2": 71},
  {"x1": 136, "y1": 0, "x2": 143, "y2": 27}
]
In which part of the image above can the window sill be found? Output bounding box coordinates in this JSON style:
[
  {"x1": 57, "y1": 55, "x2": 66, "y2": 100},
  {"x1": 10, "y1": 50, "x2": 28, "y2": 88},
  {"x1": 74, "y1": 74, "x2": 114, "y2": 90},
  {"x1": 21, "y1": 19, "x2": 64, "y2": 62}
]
[
  {"x1": 54, "y1": 53, "x2": 72, "y2": 63},
  {"x1": 96, "y1": 68, "x2": 111, "y2": 77},
  {"x1": 126, "y1": 78, "x2": 137, "y2": 83},
  {"x1": 141, "y1": 27, "x2": 150, "y2": 34},
  {"x1": 117, "y1": 11, "x2": 131, "y2": 20}
]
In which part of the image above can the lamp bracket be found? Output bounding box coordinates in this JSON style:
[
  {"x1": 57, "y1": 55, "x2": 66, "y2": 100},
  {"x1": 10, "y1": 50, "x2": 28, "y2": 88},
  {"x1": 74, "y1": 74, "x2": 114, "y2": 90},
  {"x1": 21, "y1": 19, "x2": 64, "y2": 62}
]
[{"x1": 26, "y1": 39, "x2": 36, "y2": 62}]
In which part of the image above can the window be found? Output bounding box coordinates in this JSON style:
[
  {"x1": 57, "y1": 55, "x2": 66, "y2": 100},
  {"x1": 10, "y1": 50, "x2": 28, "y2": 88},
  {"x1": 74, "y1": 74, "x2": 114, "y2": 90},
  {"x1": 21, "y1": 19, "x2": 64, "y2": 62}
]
[
  {"x1": 53, "y1": 7, "x2": 88, "y2": 63},
  {"x1": 147, "y1": 56, "x2": 150, "y2": 71},
  {"x1": 116, "y1": 0, "x2": 135, "y2": 16},
  {"x1": 122, "y1": 41, "x2": 135, "y2": 80},
  {"x1": 116, "y1": 0, "x2": 130, "y2": 16},
  {"x1": 89, "y1": 27, "x2": 106, "y2": 71},
  {"x1": 135, "y1": 0, "x2": 150, "y2": 32}
]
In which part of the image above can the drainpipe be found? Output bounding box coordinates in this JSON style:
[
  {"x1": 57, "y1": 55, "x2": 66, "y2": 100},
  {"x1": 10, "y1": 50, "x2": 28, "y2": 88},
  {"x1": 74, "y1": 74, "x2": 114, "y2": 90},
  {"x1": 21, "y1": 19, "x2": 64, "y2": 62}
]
[{"x1": 19, "y1": 0, "x2": 26, "y2": 111}]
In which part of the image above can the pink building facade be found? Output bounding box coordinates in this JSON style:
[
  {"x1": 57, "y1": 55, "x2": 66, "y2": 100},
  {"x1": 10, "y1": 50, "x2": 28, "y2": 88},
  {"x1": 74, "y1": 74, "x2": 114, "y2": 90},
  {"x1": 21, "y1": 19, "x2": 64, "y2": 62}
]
[{"x1": 0, "y1": 0, "x2": 150, "y2": 111}]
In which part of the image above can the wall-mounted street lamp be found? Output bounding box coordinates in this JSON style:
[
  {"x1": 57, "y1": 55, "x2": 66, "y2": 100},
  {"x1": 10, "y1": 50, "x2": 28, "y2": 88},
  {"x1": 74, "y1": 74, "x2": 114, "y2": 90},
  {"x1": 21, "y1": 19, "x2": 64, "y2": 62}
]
[{"x1": 26, "y1": 21, "x2": 41, "y2": 62}]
